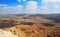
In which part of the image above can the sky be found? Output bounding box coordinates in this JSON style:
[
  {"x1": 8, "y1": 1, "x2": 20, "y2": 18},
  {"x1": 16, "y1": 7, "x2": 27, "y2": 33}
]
[{"x1": 0, "y1": 0, "x2": 59, "y2": 14}]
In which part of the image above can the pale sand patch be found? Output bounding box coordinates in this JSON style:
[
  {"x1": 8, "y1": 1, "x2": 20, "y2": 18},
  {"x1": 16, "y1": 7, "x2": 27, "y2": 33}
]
[{"x1": 0, "y1": 29, "x2": 18, "y2": 37}]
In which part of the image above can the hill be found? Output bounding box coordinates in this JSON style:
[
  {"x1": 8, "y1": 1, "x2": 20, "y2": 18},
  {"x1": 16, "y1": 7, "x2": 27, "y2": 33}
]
[{"x1": 0, "y1": 14, "x2": 60, "y2": 37}]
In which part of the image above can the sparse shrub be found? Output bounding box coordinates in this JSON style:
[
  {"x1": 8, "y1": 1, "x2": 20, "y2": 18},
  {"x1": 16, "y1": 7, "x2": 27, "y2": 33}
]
[
  {"x1": 0, "y1": 23, "x2": 15, "y2": 28},
  {"x1": 0, "y1": 20, "x2": 16, "y2": 28},
  {"x1": 21, "y1": 22, "x2": 34, "y2": 25},
  {"x1": 23, "y1": 17, "x2": 27, "y2": 19},
  {"x1": 41, "y1": 23, "x2": 54, "y2": 27}
]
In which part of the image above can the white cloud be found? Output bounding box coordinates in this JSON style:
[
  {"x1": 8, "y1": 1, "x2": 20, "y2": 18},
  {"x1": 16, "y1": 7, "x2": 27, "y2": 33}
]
[
  {"x1": 42, "y1": 0, "x2": 56, "y2": 4},
  {"x1": 17, "y1": 0, "x2": 26, "y2": 2},
  {"x1": 25, "y1": 1, "x2": 38, "y2": 14},
  {"x1": 41, "y1": 0, "x2": 57, "y2": 8},
  {"x1": 0, "y1": 0, "x2": 60, "y2": 14},
  {"x1": 0, "y1": 4, "x2": 24, "y2": 14},
  {"x1": 17, "y1": 0, "x2": 21, "y2": 2},
  {"x1": 39, "y1": 0, "x2": 59, "y2": 14},
  {"x1": 0, "y1": 1, "x2": 38, "y2": 14},
  {"x1": 26, "y1": 1, "x2": 37, "y2": 9},
  {"x1": 0, "y1": 4, "x2": 9, "y2": 9}
]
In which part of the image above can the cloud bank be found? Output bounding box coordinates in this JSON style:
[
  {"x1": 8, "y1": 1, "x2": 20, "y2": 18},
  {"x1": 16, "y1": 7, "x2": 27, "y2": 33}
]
[
  {"x1": 25, "y1": 1, "x2": 38, "y2": 14},
  {"x1": 39, "y1": 0, "x2": 59, "y2": 14},
  {"x1": 0, "y1": 4, "x2": 24, "y2": 14},
  {"x1": 0, "y1": 0, "x2": 59, "y2": 14}
]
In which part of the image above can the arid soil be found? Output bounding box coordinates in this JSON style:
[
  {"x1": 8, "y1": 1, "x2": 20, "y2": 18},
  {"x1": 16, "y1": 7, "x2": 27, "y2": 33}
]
[{"x1": 0, "y1": 16, "x2": 60, "y2": 37}]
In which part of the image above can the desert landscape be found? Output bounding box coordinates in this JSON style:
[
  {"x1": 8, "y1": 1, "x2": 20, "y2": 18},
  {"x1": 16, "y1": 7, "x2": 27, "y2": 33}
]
[{"x1": 0, "y1": 14, "x2": 60, "y2": 37}]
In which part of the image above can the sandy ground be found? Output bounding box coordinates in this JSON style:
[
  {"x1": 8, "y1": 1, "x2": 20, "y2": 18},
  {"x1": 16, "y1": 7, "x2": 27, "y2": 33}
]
[{"x1": 0, "y1": 29, "x2": 18, "y2": 37}]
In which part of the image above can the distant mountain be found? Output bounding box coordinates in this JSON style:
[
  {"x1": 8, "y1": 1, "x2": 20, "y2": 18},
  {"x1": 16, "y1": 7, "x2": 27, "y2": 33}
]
[
  {"x1": 41, "y1": 14, "x2": 60, "y2": 23},
  {"x1": 15, "y1": 14, "x2": 60, "y2": 23},
  {"x1": 0, "y1": 14, "x2": 60, "y2": 23},
  {"x1": 23, "y1": 14, "x2": 60, "y2": 23},
  {"x1": 15, "y1": 14, "x2": 26, "y2": 16}
]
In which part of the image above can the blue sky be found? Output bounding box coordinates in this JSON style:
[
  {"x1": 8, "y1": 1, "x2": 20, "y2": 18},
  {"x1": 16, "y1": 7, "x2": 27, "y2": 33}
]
[{"x1": 0, "y1": 0, "x2": 59, "y2": 14}]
